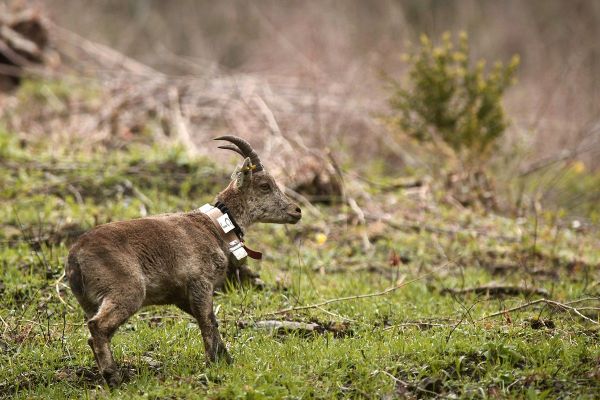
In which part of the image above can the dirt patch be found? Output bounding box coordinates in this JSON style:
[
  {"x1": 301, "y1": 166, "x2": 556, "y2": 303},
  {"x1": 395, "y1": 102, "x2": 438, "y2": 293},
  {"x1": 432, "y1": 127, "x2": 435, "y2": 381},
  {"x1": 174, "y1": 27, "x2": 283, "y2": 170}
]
[
  {"x1": 441, "y1": 284, "x2": 548, "y2": 298},
  {"x1": 526, "y1": 317, "x2": 556, "y2": 330},
  {"x1": 238, "y1": 319, "x2": 352, "y2": 338},
  {"x1": 54, "y1": 366, "x2": 101, "y2": 385}
]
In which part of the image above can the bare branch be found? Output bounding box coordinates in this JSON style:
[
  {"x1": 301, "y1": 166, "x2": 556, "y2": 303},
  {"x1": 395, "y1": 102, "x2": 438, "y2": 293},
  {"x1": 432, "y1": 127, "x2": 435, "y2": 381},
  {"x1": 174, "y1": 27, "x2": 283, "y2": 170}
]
[
  {"x1": 260, "y1": 261, "x2": 453, "y2": 317},
  {"x1": 479, "y1": 298, "x2": 599, "y2": 325}
]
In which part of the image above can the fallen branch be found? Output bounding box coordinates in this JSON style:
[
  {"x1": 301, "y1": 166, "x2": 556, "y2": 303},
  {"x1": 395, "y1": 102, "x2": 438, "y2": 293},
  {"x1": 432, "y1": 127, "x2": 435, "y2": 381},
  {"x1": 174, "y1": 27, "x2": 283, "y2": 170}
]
[
  {"x1": 261, "y1": 261, "x2": 453, "y2": 317},
  {"x1": 479, "y1": 298, "x2": 599, "y2": 325},
  {"x1": 562, "y1": 297, "x2": 600, "y2": 306},
  {"x1": 1, "y1": 25, "x2": 40, "y2": 57},
  {"x1": 0, "y1": 5, "x2": 48, "y2": 90},
  {"x1": 441, "y1": 285, "x2": 549, "y2": 297},
  {"x1": 315, "y1": 306, "x2": 357, "y2": 323},
  {"x1": 261, "y1": 279, "x2": 419, "y2": 318}
]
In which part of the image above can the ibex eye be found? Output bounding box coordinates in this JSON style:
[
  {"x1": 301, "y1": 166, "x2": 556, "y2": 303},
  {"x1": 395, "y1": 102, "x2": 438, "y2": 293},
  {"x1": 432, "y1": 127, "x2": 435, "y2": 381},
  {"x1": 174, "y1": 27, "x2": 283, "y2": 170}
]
[{"x1": 260, "y1": 183, "x2": 270, "y2": 191}]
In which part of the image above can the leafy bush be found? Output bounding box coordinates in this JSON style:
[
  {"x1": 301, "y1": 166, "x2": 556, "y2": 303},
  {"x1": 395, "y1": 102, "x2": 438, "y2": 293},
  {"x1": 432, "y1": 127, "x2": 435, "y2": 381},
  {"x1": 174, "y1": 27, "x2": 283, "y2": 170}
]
[{"x1": 387, "y1": 32, "x2": 519, "y2": 166}]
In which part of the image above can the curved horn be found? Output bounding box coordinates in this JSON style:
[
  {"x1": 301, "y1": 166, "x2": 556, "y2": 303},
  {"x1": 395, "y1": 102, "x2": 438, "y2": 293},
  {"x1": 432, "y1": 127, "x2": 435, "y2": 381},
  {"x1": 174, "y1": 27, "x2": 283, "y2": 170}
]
[
  {"x1": 214, "y1": 135, "x2": 263, "y2": 171},
  {"x1": 217, "y1": 145, "x2": 245, "y2": 157}
]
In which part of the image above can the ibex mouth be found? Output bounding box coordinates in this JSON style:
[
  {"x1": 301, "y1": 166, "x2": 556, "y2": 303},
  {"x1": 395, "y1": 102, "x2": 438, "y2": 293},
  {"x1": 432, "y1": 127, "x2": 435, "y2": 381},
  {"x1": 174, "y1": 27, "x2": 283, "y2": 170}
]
[
  {"x1": 287, "y1": 207, "x2": 302, "y2": 224},
  {"x1": 287, "y1": 214, "x2": 301, "y2": 224}
]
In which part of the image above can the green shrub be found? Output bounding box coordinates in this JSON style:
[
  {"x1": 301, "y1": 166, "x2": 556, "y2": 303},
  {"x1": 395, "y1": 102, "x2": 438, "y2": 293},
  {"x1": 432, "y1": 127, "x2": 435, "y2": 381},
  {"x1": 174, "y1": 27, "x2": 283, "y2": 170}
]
[{"x1": 386, "y1": 32, "x2": 519, "y2": 166}]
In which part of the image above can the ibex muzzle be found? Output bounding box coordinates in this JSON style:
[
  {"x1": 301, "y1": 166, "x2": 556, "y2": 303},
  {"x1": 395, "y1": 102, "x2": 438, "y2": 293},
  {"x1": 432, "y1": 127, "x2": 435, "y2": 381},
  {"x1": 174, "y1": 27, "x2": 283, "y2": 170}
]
[{"x1": 66, "y1": 136, "x2": 301, "y2": 386}]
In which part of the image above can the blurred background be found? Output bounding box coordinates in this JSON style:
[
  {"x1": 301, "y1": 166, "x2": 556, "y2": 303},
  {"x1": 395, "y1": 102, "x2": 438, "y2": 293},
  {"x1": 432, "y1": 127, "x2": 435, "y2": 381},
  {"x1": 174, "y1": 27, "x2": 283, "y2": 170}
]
[
  {"x1": 46, "y1": 0, "x2": 600, "y2": 162},
  {"x1": 1, "y1": 0, "x2": 600, "y2": 220}
]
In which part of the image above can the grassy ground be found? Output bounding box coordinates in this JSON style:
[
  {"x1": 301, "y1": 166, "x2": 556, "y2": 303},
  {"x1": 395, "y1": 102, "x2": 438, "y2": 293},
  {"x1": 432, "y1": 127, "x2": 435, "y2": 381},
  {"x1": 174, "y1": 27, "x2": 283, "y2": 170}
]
[{"x1": 1, "y1": 131, "x2": 600, "y2": 399}]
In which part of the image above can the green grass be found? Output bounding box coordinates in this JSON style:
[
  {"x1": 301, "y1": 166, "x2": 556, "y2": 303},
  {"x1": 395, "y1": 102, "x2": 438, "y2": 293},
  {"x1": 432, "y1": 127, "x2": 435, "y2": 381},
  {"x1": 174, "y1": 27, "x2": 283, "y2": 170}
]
[{"x1": 1, "y1": 131, "x2": 600, "y2": 399}]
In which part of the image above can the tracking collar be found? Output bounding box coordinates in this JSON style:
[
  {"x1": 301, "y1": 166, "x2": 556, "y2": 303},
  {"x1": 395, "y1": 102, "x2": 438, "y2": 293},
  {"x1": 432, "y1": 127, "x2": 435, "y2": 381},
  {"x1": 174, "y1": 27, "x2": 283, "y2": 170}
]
[
  {"x1": 199, "y1": 203, "x2": 262, "y2": 261},
  {"x1": 214, "y1": 201, "x2": 244, "y2": 239}
]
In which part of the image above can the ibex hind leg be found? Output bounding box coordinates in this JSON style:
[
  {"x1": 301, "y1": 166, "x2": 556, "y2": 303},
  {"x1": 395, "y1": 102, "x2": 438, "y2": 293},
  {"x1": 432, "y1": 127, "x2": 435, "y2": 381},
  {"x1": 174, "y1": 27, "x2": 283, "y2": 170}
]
[
  {"x1": 66, "y1": 274, "x2": 103, "y2": 370},
  {"x1": 88, "y1": 294, "x2": 143, "y2": 387}
]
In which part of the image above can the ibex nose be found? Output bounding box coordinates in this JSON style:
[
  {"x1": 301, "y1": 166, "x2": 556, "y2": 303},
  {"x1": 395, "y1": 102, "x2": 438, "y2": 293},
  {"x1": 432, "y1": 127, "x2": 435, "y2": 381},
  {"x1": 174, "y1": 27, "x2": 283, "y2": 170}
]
[{"x1": 287, "y1": 204, "x2": 302, "y2": 224}]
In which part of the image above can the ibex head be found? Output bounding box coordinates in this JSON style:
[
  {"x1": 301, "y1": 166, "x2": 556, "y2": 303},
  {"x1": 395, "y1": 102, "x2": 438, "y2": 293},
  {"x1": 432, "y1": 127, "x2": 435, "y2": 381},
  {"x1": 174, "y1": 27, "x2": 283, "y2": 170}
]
[{"x1": 214, "y1": 136, "x2": 301, "y2": 226}]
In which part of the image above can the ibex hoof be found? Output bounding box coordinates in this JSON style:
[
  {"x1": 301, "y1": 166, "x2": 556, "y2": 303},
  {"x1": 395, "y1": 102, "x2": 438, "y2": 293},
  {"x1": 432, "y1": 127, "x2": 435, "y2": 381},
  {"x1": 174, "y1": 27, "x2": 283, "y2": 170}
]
[
  {"x1": 221, "y1": 351, "x2": 233, "y2": 365},
  {"x1": 207, "y1": 350, "x2": 233, "y2": 365},
  {"x1": 251, "y1": 278, "x2": 266, "y2": 290},
  {"x1": 102, "y1": 369, "x2": 122, "y2": 388}
]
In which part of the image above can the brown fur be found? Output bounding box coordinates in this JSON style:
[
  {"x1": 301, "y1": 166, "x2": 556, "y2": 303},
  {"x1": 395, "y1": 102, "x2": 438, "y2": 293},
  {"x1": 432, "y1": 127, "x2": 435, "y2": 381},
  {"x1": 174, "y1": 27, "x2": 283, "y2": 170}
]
[{"x1": 66, "y1": 151, "x2": 301, "y2": 387}]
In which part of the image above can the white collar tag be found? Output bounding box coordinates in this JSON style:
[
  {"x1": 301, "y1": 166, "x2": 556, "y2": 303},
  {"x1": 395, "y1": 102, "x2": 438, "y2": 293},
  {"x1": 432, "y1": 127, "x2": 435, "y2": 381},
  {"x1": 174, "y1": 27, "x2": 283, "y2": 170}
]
[
  {"x1": 217, "y1": 213, "x2": 235, "y2": 233},
  {"x1": 199, "y1": 203, "x2": 214, "y2": 213},
  {"x1": 200, "y1": 204, "x2": 235, "y2": 234},
  {"x1": 229, "y1": 240, "x2": 248, "y2": 260}
]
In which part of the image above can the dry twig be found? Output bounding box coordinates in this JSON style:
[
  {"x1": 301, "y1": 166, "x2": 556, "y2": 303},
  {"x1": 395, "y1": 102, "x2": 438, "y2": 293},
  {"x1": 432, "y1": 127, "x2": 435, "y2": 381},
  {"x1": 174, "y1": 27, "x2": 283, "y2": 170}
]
[
  {"x1": 479, "y1": 298, "x2": 599, "y2": 325},
  {"x1": 261, "y1": 261, "x2": 453, "y2": 317}
]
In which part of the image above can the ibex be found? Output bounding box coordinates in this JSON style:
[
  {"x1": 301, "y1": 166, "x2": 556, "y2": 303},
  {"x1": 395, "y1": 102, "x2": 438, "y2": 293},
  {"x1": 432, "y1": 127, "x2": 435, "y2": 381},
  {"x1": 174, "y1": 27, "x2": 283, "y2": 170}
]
[{"x1": 66, "y1": 136, "x2": 301, "y2": 386}]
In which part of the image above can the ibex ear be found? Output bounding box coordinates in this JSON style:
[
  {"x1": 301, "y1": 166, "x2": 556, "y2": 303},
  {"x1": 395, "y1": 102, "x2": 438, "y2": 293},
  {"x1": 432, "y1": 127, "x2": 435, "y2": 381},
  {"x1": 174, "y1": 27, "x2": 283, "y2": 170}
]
[{"x1": 231, "y1": 157, "x2": 254, "y2": 189}]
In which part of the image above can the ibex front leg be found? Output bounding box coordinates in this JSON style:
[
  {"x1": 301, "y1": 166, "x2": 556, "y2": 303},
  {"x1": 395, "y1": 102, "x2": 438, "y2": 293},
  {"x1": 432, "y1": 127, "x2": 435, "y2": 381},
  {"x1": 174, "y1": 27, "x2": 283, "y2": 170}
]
[
  {"x1": 226, "y1": 263, "x2": 265, "y2": 290},
  {"x1": 188, "y1": 280, "x2": 232, "y2": 364}
]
